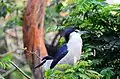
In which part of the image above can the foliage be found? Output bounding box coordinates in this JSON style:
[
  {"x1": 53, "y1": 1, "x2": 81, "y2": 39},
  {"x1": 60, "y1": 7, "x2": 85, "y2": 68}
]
[
  {"x1": 0, "y1": 0, "x2": 25, "y2": 37},
  {"x1": 100, "y1": 67, "x2": 115, "y2": 79},
  {"x1": 45, "y1": 0, "x2": 120, "y2": 79},
  {"x1": 45, "y1": 60, "x2": 102, "y2": 79},
  {"x1": 0, "y1": 74, "x2": 5, "y2": 79},
  {"x1": 0, "y1": 53, "x2": 12, "y2": 69},
  {"x1": 0, "y1": 51, "x2": 31, "y2": 79},
  {"x1": 0, "y1": 53, "x2": 13, "y2": 79},
  {"x1": 0, "y1": 0, "x2": 25, "y2": 68},
  {"x1": 0, "y1": 1, "x2": 28, "y2": 79},
  {"x1": 0, "y1": 0, "x2": 120, "y2": 79}
]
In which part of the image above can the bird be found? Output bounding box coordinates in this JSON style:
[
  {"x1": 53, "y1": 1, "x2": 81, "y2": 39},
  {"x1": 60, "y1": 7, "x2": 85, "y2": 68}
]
[{"x1": 35, "y1": 28, "x2": 87, "y2": 70}]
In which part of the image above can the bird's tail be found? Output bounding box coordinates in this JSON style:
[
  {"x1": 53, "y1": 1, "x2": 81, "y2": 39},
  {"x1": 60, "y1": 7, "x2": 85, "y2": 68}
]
[
  {"x1": 34, "y1": 60, "x2": 46, "y2": 69},
  {"x1": 34, "y1": 56, "x2": 54, "y2": 69}
]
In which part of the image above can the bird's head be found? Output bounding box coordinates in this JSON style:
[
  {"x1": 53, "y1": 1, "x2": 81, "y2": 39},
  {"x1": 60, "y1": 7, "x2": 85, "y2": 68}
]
[
  {"x1": 63, "y1": 27, "x2": 88, "y2": 42},
  {"x1": 63, "y1": 27, "x2": 75, "y2": 42},
  {"x1": 74, "y1": 29, "x2": 88, "y2": 35}
]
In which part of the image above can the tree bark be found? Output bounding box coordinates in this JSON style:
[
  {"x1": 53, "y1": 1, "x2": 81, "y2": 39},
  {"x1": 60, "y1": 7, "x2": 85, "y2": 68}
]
[{"x1": 23, "y1": 0, "x2": 47, "y2": 79}]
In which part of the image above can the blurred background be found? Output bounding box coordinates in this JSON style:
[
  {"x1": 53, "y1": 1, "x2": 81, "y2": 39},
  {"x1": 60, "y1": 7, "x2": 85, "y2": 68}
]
[{"x1": 0, "y1": 0, "x2": 120, "y2": 79}]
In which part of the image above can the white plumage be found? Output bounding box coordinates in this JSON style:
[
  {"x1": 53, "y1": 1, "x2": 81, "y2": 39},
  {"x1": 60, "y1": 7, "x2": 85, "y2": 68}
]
[
  {"x1": 43, "y1": 30, "x2": 83, "y2": 70},
  {"x1": 58, "y1": 31, "x2": 82, "y2": 65},
  {"x1": 35, "y1": 29, "x2": 86, "y2": 70}
]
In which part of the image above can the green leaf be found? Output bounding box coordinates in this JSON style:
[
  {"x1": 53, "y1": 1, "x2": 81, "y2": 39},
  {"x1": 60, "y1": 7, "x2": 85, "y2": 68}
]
[
  {"x1": 65, "y1": 68, "x2": 75, "y2": 73},
  {"x1": 78, "y1": 60, "x2": 89, "y2": 67},
  {"x1": 1, "y1": 53, "x2": 12, "y2": 62},
  {"x1": 79, "y1": 73, "x2": 90, "y2": 79},
  {"x1": 97, "y1": 0, "x2": 106, "y2": 2},
  {"x1": 0, "y1": 5, "x2": 7, "y2": 17},
  {"x1": 56, "y1": 3, "x2": 63, "y2": 13},
  {"x1": 57, "y1": 64, "x2": 72, "y2": 70},
  {"x1": 100, "y1": 67, "x2": 115, "y2": 78}
]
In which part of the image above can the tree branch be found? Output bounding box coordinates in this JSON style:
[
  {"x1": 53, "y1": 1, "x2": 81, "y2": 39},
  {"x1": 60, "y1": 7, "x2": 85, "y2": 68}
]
[{"x1": 9, "y1": 60, "x2": 31, "y2": 79}]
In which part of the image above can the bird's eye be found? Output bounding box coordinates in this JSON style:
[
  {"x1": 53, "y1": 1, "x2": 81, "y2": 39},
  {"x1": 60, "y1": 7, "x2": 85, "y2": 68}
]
[{"x1": 74, "y1": 30, "x2": 79, "y2": 33}]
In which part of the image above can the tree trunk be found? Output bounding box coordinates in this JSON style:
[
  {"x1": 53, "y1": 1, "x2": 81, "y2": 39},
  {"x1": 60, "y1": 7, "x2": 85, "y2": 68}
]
[{"x1": 23, "y1": 0, "x2": 47, "y2": 79}]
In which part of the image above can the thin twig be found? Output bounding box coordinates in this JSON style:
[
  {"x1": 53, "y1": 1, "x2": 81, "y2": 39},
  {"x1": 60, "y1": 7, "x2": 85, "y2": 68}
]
[
  {"x1": 32, "y1": 50, "x2": 41, "y2": 60},
  {"x1": 9, "y1": 60, "x2": 31, "y2": 79},
  {"x1": 2, "y1": 68, "x2": 16, "y2": 77},
  {"x1": 0, "y1": 74, "x2": 5, "y2": 79},
  {"x1": 0, "y1": 50, "x2": 16, "y2": 58},
  {"x1": 0, "y1": 47, "x2": 26, "y2": 58},
  {"x1": 25, "y1": 49, "x2": 42, "y2": 60}
]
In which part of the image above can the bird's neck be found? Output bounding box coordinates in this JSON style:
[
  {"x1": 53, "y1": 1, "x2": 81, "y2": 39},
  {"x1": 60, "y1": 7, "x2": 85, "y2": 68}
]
[{"x1": 69, "y1": 33, "x2": 81, "y2": 41}]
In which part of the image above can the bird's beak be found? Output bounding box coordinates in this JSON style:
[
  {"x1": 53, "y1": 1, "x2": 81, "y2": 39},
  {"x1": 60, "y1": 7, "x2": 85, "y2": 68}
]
[{"x1": 79, "y1": 31, "x2": 88, "y2": 35}]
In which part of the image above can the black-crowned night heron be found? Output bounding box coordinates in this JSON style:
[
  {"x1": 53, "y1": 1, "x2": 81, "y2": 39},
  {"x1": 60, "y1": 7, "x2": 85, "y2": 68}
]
[{"x1": 35, "y1": 28, "x2": 87, "y2": 70}]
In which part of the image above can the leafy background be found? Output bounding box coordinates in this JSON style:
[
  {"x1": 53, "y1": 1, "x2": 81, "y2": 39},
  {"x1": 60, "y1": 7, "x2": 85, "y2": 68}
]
[{"x1": 0, "y1": 0, "x2": 120, "y2": 79}]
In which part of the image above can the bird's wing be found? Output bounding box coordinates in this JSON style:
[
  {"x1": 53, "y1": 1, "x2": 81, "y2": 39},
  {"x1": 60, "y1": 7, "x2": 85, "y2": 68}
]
[
  {"x1": 55, "y1": 44, "x2": 68, "y2": 57},
  {"x1": 50, "y1": 44, "x2": 68, "y2": 69}
]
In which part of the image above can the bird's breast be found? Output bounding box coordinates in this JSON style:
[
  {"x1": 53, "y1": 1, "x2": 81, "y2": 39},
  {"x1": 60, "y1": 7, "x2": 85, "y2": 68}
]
[{"x1": 58, "y1": 37, "x2": 82, "y2": 65}]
